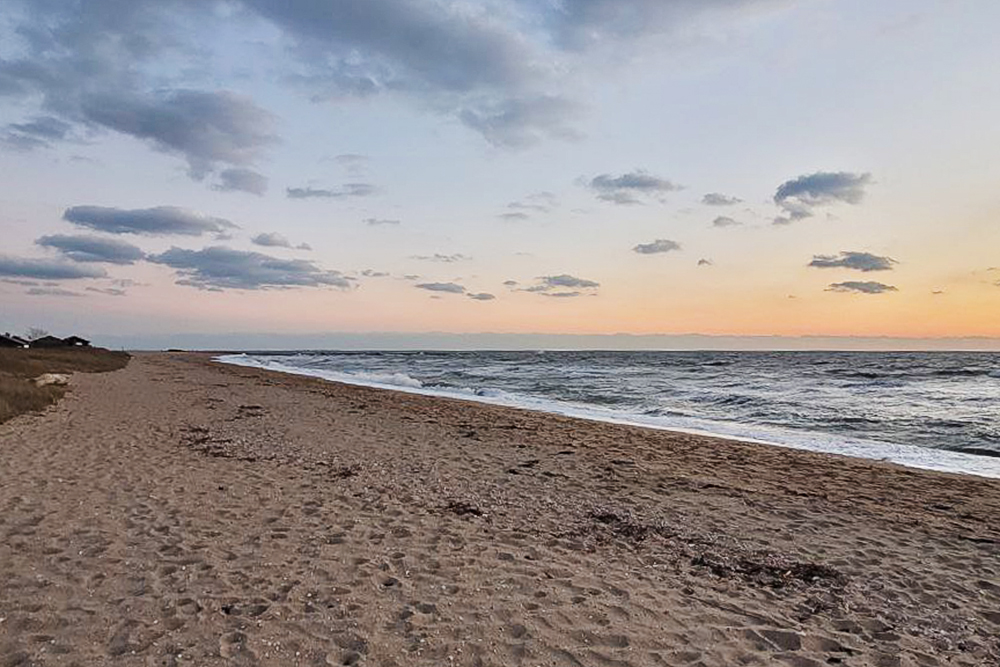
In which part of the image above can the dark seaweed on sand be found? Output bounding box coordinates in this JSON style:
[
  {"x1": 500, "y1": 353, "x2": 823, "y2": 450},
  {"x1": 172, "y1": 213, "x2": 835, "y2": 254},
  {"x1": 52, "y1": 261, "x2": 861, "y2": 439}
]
[{"x1": 577, "y1": 507, "x2": 847, "y2": 591}]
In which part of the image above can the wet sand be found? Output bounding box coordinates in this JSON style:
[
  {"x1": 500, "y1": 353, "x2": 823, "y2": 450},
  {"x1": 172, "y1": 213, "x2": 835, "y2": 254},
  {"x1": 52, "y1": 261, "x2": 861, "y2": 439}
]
[{"x1": 1, "y1": 352, "x2": 998, "y2": 667}]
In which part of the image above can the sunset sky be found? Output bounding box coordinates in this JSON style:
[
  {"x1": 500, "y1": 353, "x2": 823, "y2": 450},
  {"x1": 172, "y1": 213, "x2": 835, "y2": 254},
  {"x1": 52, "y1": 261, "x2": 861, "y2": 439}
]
[{"x1": 2, "y1": 0, "x2": 999, "y2": 347}]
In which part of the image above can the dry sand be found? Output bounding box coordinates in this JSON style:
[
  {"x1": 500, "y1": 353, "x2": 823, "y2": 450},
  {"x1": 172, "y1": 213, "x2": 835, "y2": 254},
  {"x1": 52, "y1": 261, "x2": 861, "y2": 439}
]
[{"x1": 1, "y1": 353, "x2": 998, "y2": 667}]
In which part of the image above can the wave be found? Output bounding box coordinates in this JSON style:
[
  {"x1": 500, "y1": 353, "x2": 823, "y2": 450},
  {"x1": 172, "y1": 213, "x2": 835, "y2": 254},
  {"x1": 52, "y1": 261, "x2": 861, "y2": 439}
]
[
  {"x1": 713, "y1": 395, "x2": 755, "y2": 406},
  {"x1": 216, "y1": 353, "x2": 1000, "y2": 480},
  {"x1": 218, "y1": 354, "x2": 424, "y2": 390},
  {"x1": 820, "y1": 366, "x2": 999, "y2": 382},
  {"x1": 928, "y1": 367, "x2": 993, "y2": 378},
  {"x1": 834, "y1": 370, "x2": 885, "y2": 380},
  {"x1": 951, "y1": 446, "x2": 1000, "y2": 459}
]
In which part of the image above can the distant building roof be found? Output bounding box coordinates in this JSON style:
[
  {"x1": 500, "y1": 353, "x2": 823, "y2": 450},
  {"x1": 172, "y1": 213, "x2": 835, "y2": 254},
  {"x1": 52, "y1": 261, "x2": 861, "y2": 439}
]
[
  {"x1": 31, "y1": 335, "x2": 67, "y2": 347},
  {"x1": 64, "y1": 335, "x2": 91, "y2": 345},
  {"x1": 0, "y1": 333, "x2": 29, "y2": 348}
]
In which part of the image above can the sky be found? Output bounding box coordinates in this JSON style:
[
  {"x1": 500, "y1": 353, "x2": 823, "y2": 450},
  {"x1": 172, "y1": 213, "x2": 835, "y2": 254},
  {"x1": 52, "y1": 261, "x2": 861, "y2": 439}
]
[{"x1": 1, "y1": 0, "x2": 999, "y2": 349}]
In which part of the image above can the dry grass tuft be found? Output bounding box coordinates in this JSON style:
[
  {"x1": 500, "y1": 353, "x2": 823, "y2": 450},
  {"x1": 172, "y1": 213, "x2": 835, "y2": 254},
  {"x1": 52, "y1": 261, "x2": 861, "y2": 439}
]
[
  {"x1": 0, "y1": 375, "x2": 65, "y2": 423},
  {"x1": 0, "y1": 347, "x2": 130, "y2": 423},
  {"x1": 0, "y1": 347, "x2": 131, "y2": 377}
]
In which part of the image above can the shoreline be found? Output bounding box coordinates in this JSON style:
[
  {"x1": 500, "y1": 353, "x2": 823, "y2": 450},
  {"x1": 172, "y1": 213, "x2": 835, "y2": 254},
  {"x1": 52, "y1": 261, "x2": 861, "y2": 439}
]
[
  {"x1": 2, "y1": 352, "x2": 998, "y2": 666},
  {"x1": 215, "y1": 352, "x2": 1000, "y2": 480}
]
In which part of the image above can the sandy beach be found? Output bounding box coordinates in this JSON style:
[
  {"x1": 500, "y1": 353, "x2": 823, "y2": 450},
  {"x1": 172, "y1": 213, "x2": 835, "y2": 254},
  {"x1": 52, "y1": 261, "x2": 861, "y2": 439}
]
[{"x1": 1, "y1": 353, "x2": 998, "y2": 667}]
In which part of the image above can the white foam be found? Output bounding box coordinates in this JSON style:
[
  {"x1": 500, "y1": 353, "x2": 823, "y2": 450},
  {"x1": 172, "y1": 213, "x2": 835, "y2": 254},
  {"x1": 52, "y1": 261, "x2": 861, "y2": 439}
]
[
  {"x1": 216, "y1": 354, "x2": 1000, "y2": 479},
  {"x1": 221, "y1": 354, "x2": 425, "y2": 389}
]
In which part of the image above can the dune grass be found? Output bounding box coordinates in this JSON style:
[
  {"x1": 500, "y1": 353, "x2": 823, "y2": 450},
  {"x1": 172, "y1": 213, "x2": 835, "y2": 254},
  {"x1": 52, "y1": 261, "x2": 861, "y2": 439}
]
[
  {"x1": 0, "y1": 347, "x2": 130, "y2": 423},
  {"x1": 0, "y1": 375, "x2": 65, "y2": 423}
]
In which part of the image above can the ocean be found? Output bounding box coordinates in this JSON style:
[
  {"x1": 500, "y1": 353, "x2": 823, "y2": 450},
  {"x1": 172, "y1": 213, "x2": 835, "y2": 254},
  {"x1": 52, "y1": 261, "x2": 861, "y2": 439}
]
[{"x1": 217, "y1": 351, "x2": 1000, "y2": 479}]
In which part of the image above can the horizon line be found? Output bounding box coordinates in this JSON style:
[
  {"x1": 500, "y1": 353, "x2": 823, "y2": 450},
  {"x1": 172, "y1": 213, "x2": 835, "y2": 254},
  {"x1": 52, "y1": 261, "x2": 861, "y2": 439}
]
[{"x1": 79, "y1": 330, "x2": 1000, "y2": 352}]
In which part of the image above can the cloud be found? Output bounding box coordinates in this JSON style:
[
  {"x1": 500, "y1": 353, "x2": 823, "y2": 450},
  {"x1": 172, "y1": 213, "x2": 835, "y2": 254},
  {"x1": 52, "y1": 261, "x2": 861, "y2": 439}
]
[
  {"x1": 334, "y1": 154, "x2": 369, "y2": 175},
  {"x1": 498, "y1": 212, "x2": 530, "y2": 221},
  {"x1": 411, "y1": 253, "x2": 470, "y2": 263},
  {"x1": 542, "y1": 274, "x2": 599, "y2": 289},
  {"x1": 698, "y1": 258, "x2": 713, "y2": 266},
  {"x1": 586, "y1": 170, "x2": 681, "y2": 205},
  {"x1": 286, "y1": 184, "x2": 377, "y2": 199},
  {"x1": 35, "y1": 234, "x2": 146, "y2": 265},
  {"x1": 251, "y1": 233, "x2": 291, "y2": 248},
  {"x1": 633, "y1": 239, "x2": 681, "y2": 254},
  {"x1": 459, "y1": 95, "x2": 581, "y2": 148},
  {"x1": 808, "y1": 251, "x2": 897, "y2": 272},
  {"x1": 712, "y1": 216, "x2": 742, "y2": 228},
  {"x1": 1, "y1": 279, "x2": 45, "y2": 287},
  {"x1": 148, "y1": 246, "x2": 351, "y2": 291},
  {"x1": 25, "y1": 287, "x2": 85, "y2": 297},
  {"x1": 85, "y1": 286, "x2": 127, "y2": 296},
  {"x1": 0, "y1": 255, "x2": 107, "y2": 280},
  {"x1": 361, "y1": 269, "x2": 389, "y2": 278},
  {"x1": 522, "y1": 274, "x2": 600, "y2": 296},
  {"x1": 415, "y1": 282, "x2": 466, "y2": 294},
  {"x1": 250, "y1": 233, "x2": 312, "y2": 251},
  {"x1": 64, "y1": 206, "x2": 237, "y2": 237},
  {"x1": 507, "y1": 191, "x2": 558, "y2": 216},
  {"x1": 774, "y1": 171, "x2": 873, "y2": 224},
  {"x1": 244, "y1": 0, "x2": 537, "y2": 93},
  {"x1": 2, "y1": 116, "x2": 73, "y2": 150},
  {"x1": 0, "y1": 2, "x2": 276, "y2": 183},
  {"x1": 467, "y1": 292, "x2": 496, "y2": 301},
  {"x1": 214, "y1": 168, "x2": 268, "y2": 196},
  {"x1": 826, "y1": 281, "x2": 898, "y2": 295},
  {"x1": 242, "y1": 0, "x2": 577, "y2": 146},
  {"x1": 254, "y1": 0, "x2": 787, "y2": 147},
  {"x1": 110, "y1": 278, "x2": 147, "y2": 288},
  {"x1": 1, "y1": 132, "x2": 52, "y2": 152},
  {"x1": 702, "y1": 193, "x2": 742, "y2": 206},
  {"x1": 0, "y1": 0, "x2": 788, "y2": 162},
  {"x1": 364, "y1": 218, "x2": 400, "y2": 226},
  {"x1": 777, "y1": 172, "x2": 871, "y2": 205},
  {"x1": 503, "y1": 280, "x2": 518, "y2": 287},
  {"x1": 544, "y1": 0, "x2": 779, "y2": 50},
  {"x1": 81, "y1": 90, "x2": 276, "y2": 181}
]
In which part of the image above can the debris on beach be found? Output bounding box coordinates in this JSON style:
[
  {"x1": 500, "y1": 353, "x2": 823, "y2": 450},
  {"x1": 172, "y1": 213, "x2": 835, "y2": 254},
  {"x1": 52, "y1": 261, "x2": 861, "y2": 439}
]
[{"x1": 33, "y1": 373, "x2": 70, "y2": 387}]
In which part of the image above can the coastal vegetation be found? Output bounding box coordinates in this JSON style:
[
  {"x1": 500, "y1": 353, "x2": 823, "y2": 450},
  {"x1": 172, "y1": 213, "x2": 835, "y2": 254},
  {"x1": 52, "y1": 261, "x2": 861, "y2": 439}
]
[{"x1": 0, "y1": 347, "x2": 130, "y2": 423}]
